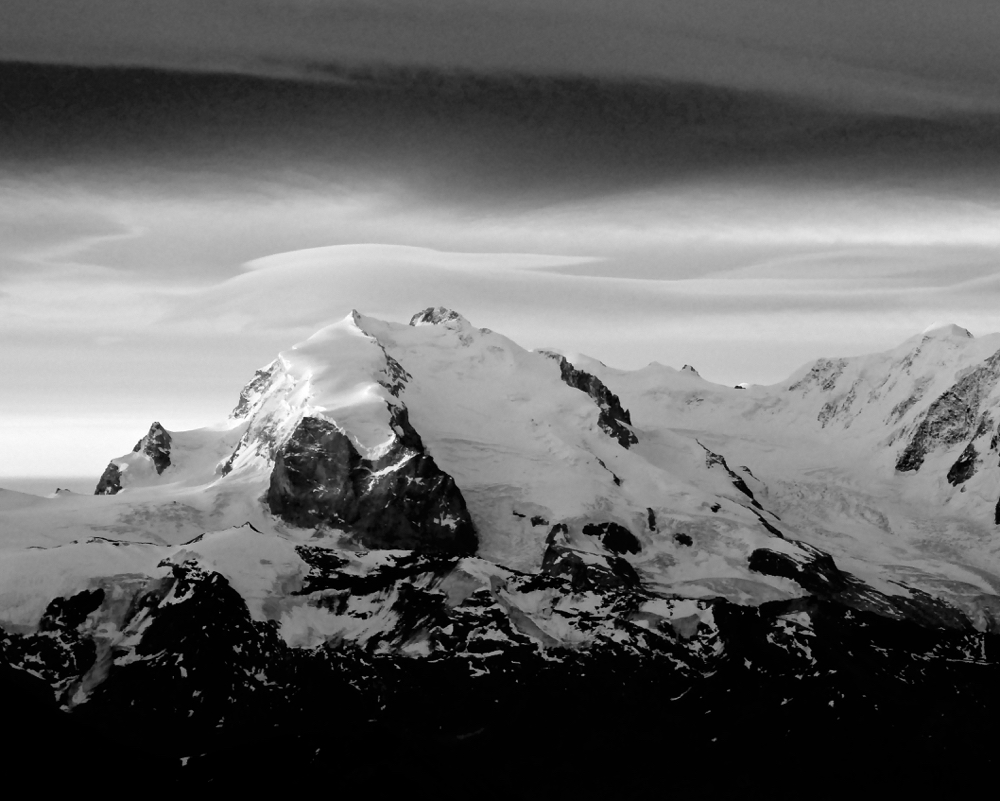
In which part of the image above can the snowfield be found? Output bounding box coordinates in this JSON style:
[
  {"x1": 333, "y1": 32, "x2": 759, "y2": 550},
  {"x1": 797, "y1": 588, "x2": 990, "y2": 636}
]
[
  {"x1": 3, "y1": 310, "x2": 1000, "y2": 626},
  {"x1": 3, "y1": 307, "x2": 1000, "y2": 783}
]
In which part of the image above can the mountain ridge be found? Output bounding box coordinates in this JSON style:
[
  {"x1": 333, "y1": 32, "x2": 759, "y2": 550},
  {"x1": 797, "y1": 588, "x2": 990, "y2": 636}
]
[{"x1": 2, "y1": 308, "x2": 999, "y2": 781}]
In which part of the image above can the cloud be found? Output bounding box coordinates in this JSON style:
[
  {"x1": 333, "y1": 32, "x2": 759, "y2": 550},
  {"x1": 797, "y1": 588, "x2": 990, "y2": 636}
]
[
  {"x1": 5, "y1": 1, "x2": 1000, "y2": 113},
  {"x1": 154, "y1": 242, "x2": 1000, "y2": 380},
  {"x1": 5, "y1": 163, "x2": 1000, "y2": 361}
]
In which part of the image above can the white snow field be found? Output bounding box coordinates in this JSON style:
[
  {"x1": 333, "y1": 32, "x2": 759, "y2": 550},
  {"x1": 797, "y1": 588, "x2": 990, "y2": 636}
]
[{"x1": 3, "y1": 309, "x2": 1000, "y2": 641}]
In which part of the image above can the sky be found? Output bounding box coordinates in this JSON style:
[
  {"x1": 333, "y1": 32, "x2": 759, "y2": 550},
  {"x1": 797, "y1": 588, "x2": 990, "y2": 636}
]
[{"x1": 3, "y1": 1, "x2": 1000, "y2": 479}]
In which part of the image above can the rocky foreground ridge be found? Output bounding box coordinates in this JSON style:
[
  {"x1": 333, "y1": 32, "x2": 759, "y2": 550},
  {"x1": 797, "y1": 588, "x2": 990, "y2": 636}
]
[{"x1": 2, "y1": 310, "x2": 1000, "y2": 786}]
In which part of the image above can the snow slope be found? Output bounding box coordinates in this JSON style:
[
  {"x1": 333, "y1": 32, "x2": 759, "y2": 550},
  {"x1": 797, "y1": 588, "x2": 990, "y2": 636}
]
[
  {"x1": 3, "y1": 309, "x2": 1000, "y2": 632},
  {"x1": 3, "y1": 308, "x2": 1000, "y2": 783},
  {"x1": 581, "y1": 322, "x2": 1000, "y2": 607}
]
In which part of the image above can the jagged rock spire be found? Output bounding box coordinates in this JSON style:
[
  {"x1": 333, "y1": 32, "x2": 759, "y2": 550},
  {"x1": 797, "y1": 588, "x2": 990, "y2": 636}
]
[{"x1": 409, "y1": 307, "x2": 466, "y2": 326}]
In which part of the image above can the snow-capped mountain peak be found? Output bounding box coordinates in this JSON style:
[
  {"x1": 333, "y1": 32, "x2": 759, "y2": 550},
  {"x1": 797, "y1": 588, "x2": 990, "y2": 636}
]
[
  {"x1": 4, "y1": 312, "x2": 1000, "y2": 781},
  {"x1": 921, "y1": 321, "x2": 974, "y2": 340},
  {"x1": 13, "y1": 315, "x2": 1000, "y2": 627},
  {"x1": 33, "y1": 308, "x2": 804, "y2": 588}
]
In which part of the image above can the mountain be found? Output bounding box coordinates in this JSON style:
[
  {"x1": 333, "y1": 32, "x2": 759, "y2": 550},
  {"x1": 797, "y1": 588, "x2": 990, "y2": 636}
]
[
  {"x1": 582, "y1": 321, "x2": 1000, "y2": 603},
  {"x1": 1, "y1": 309, "x2": 998, "y2": 787}
]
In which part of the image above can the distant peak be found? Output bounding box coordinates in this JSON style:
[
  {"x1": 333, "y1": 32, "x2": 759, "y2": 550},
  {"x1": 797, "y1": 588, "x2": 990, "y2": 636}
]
[
  {"x1": 921, "y1": 322, "x2": 973, "y2": 339},
  {"x1": 681, "y1": 364, "x2": 700, "y2": 375},
  {"x1": 409, "y1": 307, "x2": 467, "y2": 327}
]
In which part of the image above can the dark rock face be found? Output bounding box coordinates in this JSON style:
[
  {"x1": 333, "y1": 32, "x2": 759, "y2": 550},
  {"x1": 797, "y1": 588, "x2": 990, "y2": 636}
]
[
  {"x1": 541, "y1": 524, "x2": 640, "y2": 591},
  {"x1": 94, "y1": 422, "x2": 172, "y2": 494},
  {"x1": 219, "y1": 446, "x2": 239, "y2": 477},
  {"x1": 133, "y1": 422, "x2": 172, "y2": 474},
  {"x1": 947, "y1": 442, "x2": 979, "y2": 486},
  {"x1": 896, "y1": 349, "x2": 1000, "y2": 472},
  {"x1": 3, "y1": 531, "x2": 1000, "y2": 787},
  {"x1": 377, "y1": 349, "x2": 411, "y2": 397},
  {"x1": 595, "y1": 457, "x2": 622, "y2": 485},
  {"x1": 700, "y1": 442, "x2": 764, "y2": 510},
  {"x1": 749, "y1": 542, "x2": 847, "y2": 594},
  {"x1": 541, "y1": 352, "x2": 637, "y2": 449},
  {"x1": 409, "y1": 307, "x2": 465, "y2": 326},
  {"x1": 674, "y1": 532, "x2": 693, "y2": 546},
  {"x1": 267, "y1": 410, "x2": 477, "y2": 554},
  {"x1": 749, "y1": 542, "x2": 972, "y2": 628},
  {"x1": 38, "y1": 589, "x2": 105, "y2": 632},
  {"x1": 94, "y1": 462, "x2": 122, "y2": 495},
  {"x1": 752, "y1": 511, "x2": 785, "y2": 538},
  {"x1": 87, "y1": 559, "x2": 287, "y2": 729},
  {"x1": 231, "y1": 361, "x2": 279, "y2": 419},
  {"x1": 2, "y1": 560, "x2": 288, "y2": 761},
  {"x1": 582, "y1": 522, "x2": 641, "y2": 555}
]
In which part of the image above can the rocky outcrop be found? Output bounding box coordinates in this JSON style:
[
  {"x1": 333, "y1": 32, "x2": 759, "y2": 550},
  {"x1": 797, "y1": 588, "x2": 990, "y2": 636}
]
[
  {"x1": 266, "y1": 408, "x2": 477, "y2": 554},
  {"x1": 752, "y1": 511, "x2": 785, "y2": 538},
  {"x1": 541, "y1": 352, "x2": 637, "y2": 449},
  {"x1": 38, "y1": 589, "x2": 105, "y2": 632},
  {"x1": 377, "y1": 350, "x2": 411, "y2": 397},
  {"x1": 749, "y1": 542, "x2": 847, "y2": 595},
  {"x1": 540, "y1": 524, "x2": 639, "y2": 591},
  {"x1": 817, "y1": 380, "x2": 859, "y2": 428},
  {"x1": 94, "y1": 422, "x2": 172, "y2": 494},
  {"x1": 595, "y1": 457, "x2": 622, "y2": 486},
  {"x1": 231, "y1": 362, "x2": 280, "y2": 419},
  {"x1": 409, "y1": 307, "x2": 466, "y2": 327},
  {"x1": 3, "y1": 525, "x2": 1000, "y2": 787},
  {"x1": 133, "y1": 422, "x2": 172, "y2": 475},
  {"x1": 896, "y1": 349, "x2": 1000, "y2": 472},
  {"x1": 787, "y1": 358, "x2": 847, "y2": 393},
  {"x1": 582, "y1": 522, "x2": 641, "y2": 555},
  {"x1": 749, "y1": 542, "x2": 972, "y2": 628},
  {"x1": 699, "y1": 442, "x2": 763, "y2": 510},
  {"x1": 94, "y1": 462, "x2": 122, "y2": 495},
  {"x1": 947, "y1": 442, "x2": 979, "y2": 486}
]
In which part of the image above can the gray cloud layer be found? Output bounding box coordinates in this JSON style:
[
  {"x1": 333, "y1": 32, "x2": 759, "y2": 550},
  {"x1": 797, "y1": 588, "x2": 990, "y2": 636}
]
[
  {"x1": 5, "y1": 62, "x2": 1000, "y2": 206},
  {"x1": 4, "y1": 0, "x2": 1000, "y2": 113}
]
